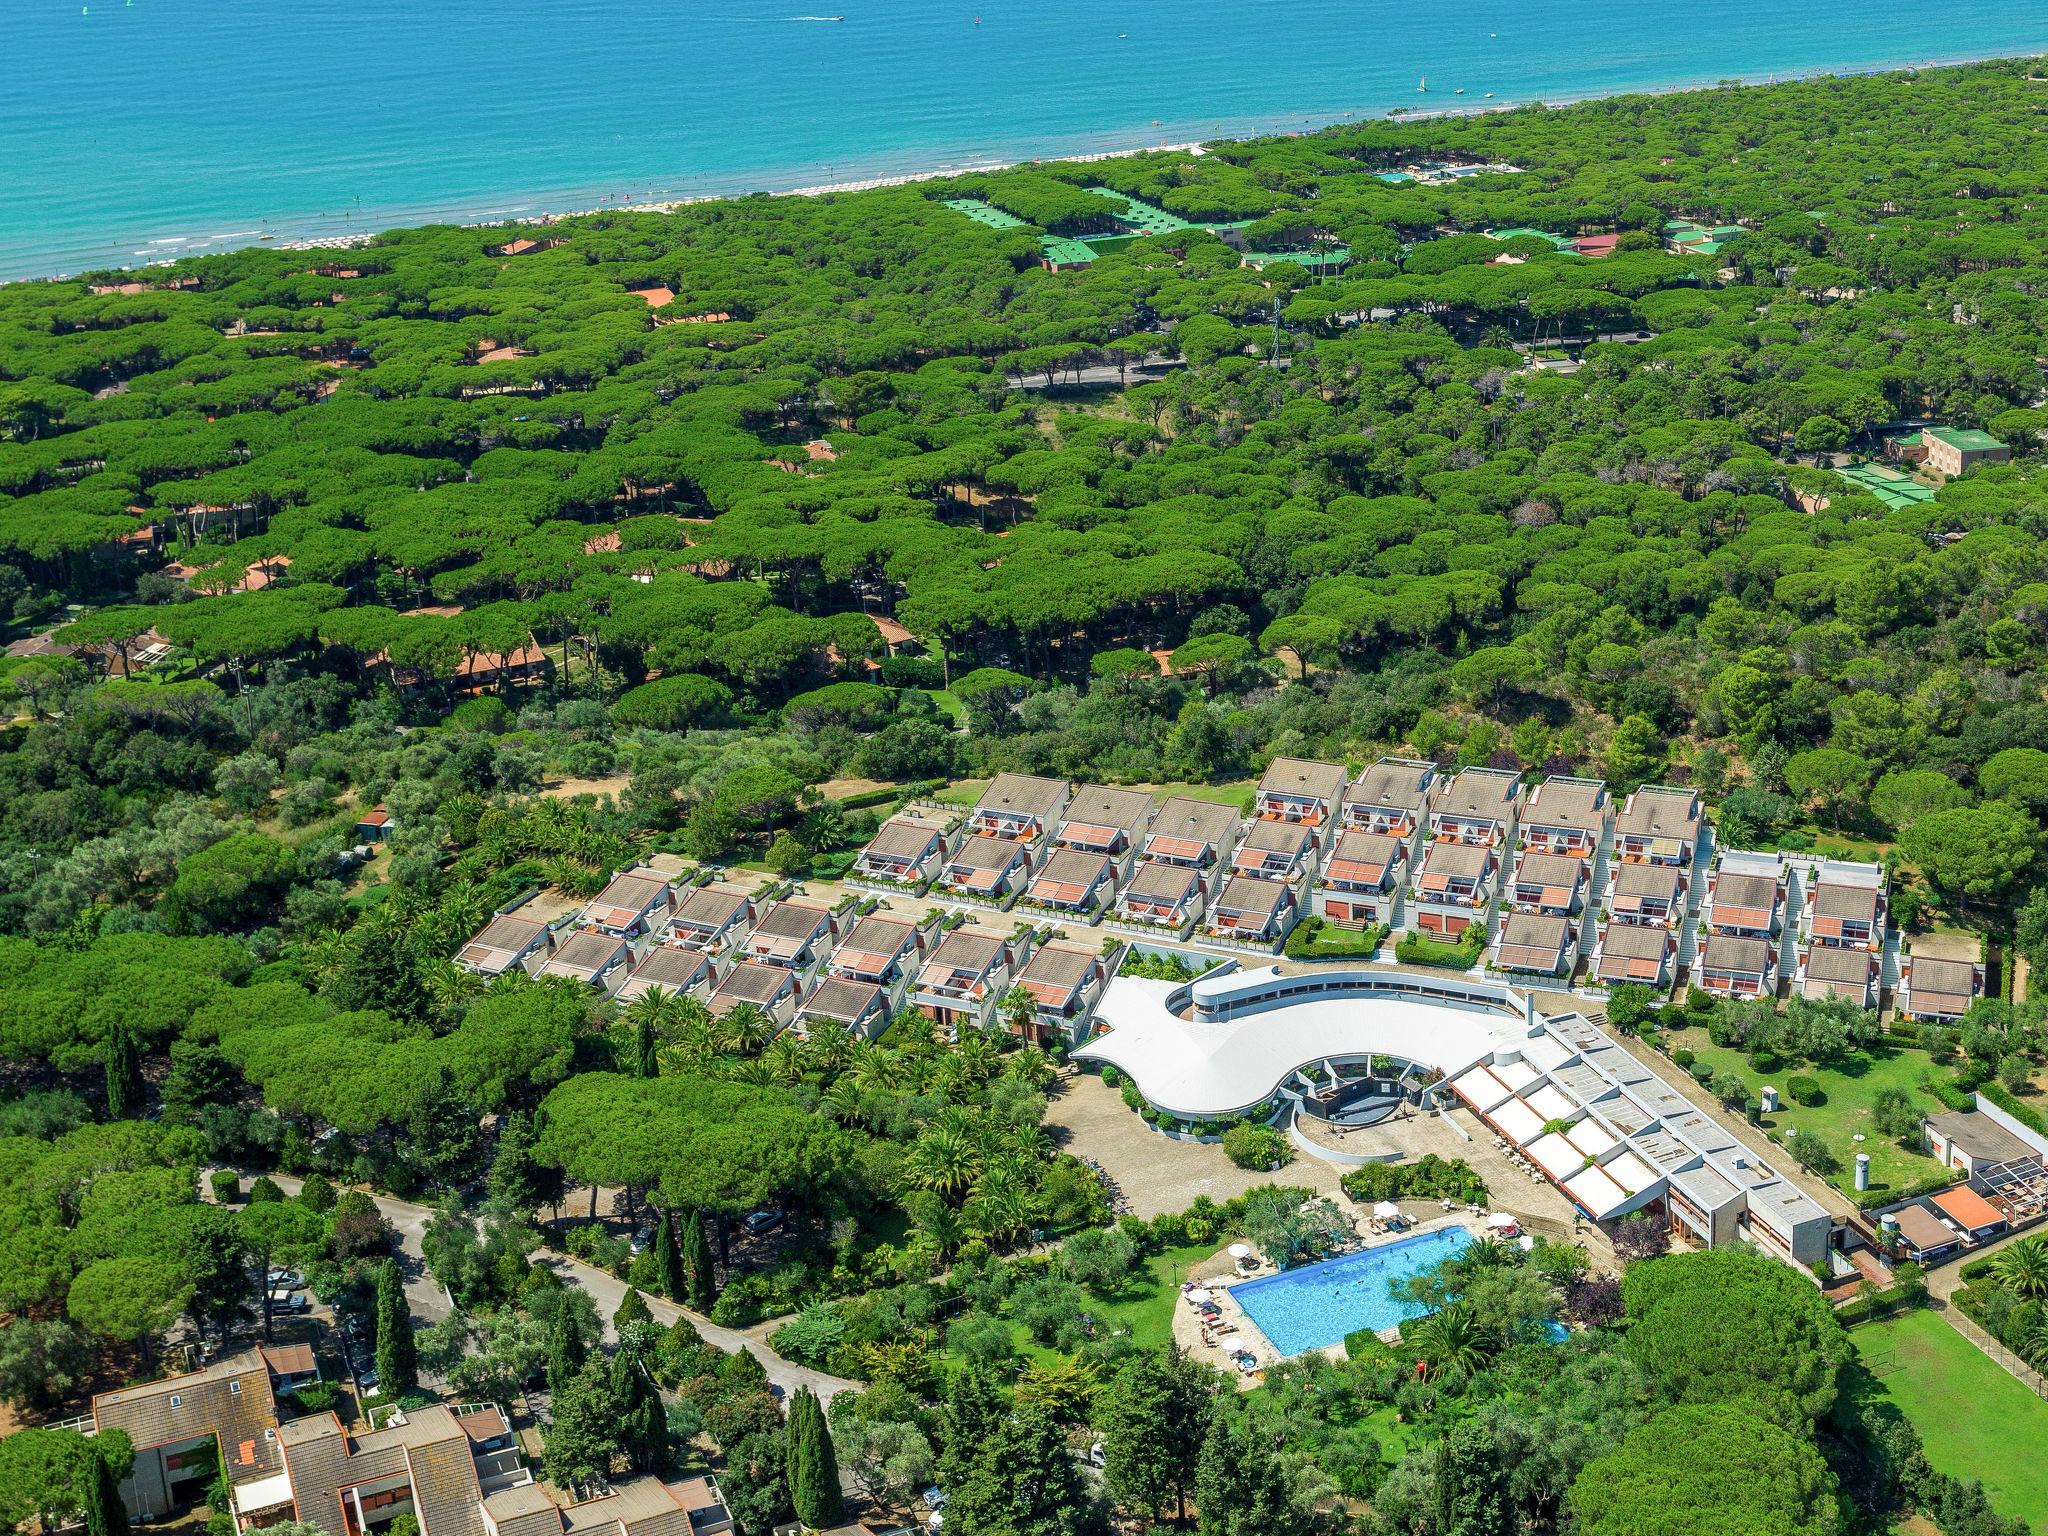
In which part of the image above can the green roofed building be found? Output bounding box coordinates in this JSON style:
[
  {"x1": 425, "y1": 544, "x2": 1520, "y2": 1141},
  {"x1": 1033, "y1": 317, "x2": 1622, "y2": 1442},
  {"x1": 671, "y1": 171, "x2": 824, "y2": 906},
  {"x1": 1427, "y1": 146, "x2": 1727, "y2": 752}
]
[
  {"x1": 1918, "y1": 425, "x2": 2010, "y2": 478},
  {"x1": 942, "y1": 198, "x2": 1031, "y2": 231},
  {"x1": 1040, "y1": 237, "x2": 1098, "y2": 271},
  {"x1": 1488, "y1": 227, "x2": 1576, "y2": 249},
  {"x1": 1835, "y1": 461, "x2": 1938, "y2": 510},
  {"x1": 1243, "y1": 246, "x2": 1351, "y2": 273}
]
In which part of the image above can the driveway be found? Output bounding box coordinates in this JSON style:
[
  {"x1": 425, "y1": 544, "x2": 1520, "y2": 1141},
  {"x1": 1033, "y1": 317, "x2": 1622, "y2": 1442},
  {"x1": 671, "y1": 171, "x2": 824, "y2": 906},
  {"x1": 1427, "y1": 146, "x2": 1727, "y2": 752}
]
[{"x1": 255, "y1": 1172, "x2": 452, "y2": 1324}]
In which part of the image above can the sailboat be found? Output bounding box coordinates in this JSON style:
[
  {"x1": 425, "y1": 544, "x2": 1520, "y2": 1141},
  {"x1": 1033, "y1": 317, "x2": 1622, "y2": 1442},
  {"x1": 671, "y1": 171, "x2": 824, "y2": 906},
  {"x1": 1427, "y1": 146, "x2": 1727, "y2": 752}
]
[{"x1": 1418, "y1": 76, "x2": 1427, "y2": 92}]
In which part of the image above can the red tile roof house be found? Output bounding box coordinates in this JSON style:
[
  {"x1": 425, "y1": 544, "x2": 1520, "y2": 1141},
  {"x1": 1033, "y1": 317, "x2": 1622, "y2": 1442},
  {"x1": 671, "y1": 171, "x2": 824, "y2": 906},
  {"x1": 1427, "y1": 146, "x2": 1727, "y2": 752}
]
[
  {"x1": 849, "y1": 814, "x2": 955, "y2": 889},
  {"x1": 662, "y1": 884, "x2": 756, "y2": 953},
  {"x1": 1799, "y1": 861, "x2": 1888, "y2": 951},
  {"x1": 1203, "y1": 875, "x2": 1296, "y2": 946},
  {"x1": 1408, "y1": 840, "x2": 1497, "y2": 938},
  {"x1": 707, "y1": 960, "x2": 801, "y2": 1028},
  {"x1": 1612, "y1": 785, "x2": 1701, "y2": 866},
  {"x1": 454, "y1": 912, "x2": 555, "y2": 977},
  {"x1": 1898, "y1": 953, "x2": 1985, "y2": 1022},
  {"x1": 576, "y1": 867, "x2": 675, "y2": 939},
  {"x1": 738, "y1": 898, "x2": 840, "y2": 975},
  {"x1": 1505, "y1": 851, "x2": 1590, "y2": 916},
  {"x1": 1428, "y1": 766, "x2": 1522, "y2": 848},
  {"x1": 829, "y1": 912, "x2": 930, "y2": 990},
  {"x1": 1518, "y1": 775, "x2": 1610, "y2": 857},
  {"x1": 1342, "y1": 757, "x2": 1438, "y2": 841},
  {"x1": 1024, "y1": 847, "x2": 1118, "y2": 917},
  {"x1": 1491, "y1": 912, "x2": 1576, "y2": 980},
  {"x1": 1604, "y1": 859, "x2": 1687, "y2": 928},
  {"x1": 1055, "y1": 784, "x2": 1156, "y2": 877},
  {"x1": 1695, "y1": 933, "x2": 1777, "y2": 999},
  {"x1": 1112, "y1": 860, "x2": 1208, "y2": 935},
  {"x1": 1701, "y1": 854, "x2": 1788, "y2": 938},
  {"x1": 538, "y1": 929, "x2": 634, "y2": 989},
  {"x1": 1592, "y1": 919, "x2": 1677, "y2": 988},
  {"x1": 1139, "y1": 795, "x2": 1243, "y2": 869},
  {"x1": 911, "y1": 928, "x2": 1016, "y2": 1033},
  {"x1": 613, "y1": 944, "x2": 717, "y2": 1006},
  {"x1": 1230, "y1": 817, "x2": 1318, "y2": 883},
  {"x1": 938, "y1": 833, "x2": 1034, "y2": 906},
  {"x1": 1014, "y1": 942, "x2": 1112, "y2": 1046},
  {"x1": 354, "y1": 804, "x2": 396, "y2": 842},
  {"x1": 1313, "y1": 829, "x2": 1405, "y2": 927},
  {"x1": 1253, "y1": 756, "x2": 1350, "y2": 827},
  {"x1": 967, "y1": 772, "x2": 1070, "y2": 845}
]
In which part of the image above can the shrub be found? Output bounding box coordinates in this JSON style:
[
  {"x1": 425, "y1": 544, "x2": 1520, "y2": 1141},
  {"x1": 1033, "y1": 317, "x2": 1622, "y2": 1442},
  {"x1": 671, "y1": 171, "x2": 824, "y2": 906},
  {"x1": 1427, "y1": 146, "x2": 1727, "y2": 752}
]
[
  {"x1": 210, "y1": 1169, "x2": 241, "y2": 1203},
  {"x1": 1221, "y1": 1122, "x2": 1292, "y2": 1170},
  {"x1": 1749, "y1": 1049, "x2": 1781, "y2": 1075},
  {"x1": 1785, "y1": 1075, "x2": 1824, "y2": 1107},
  {"x1": 1983, "y1": 1082, "x2": 2048, "y2": 1137},
  {"x1": 1672, "y1": 1048, "x2": 1697, "y2": 1069}
]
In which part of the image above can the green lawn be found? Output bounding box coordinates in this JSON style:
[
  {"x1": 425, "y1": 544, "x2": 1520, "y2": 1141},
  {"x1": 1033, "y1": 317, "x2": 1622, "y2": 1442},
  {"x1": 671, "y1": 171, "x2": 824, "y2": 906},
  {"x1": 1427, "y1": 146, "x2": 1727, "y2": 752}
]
[
  {"x1": 921, "y1": 688, "x2": 967, "y2": 727},
  {"x1": 932, "y1": 777, "x2": 990, "y2": 807},
  {"x1": 1004, "y1": 1238, "x2": 1220, "y2": 1366},
  {"x1": 1664, "y1": 1029, "x2": 1948, "y2": 1199},
  {"x1": 1850, "y1": 1308, "x2": 2048, "y2": 1528}
]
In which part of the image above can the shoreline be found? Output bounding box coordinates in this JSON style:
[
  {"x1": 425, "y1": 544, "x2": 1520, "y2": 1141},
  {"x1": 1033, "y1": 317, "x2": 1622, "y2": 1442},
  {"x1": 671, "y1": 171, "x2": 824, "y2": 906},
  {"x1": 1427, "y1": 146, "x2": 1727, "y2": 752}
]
[{"x1": 14, "y1": 44, "x2": 2046, "y2": 285}]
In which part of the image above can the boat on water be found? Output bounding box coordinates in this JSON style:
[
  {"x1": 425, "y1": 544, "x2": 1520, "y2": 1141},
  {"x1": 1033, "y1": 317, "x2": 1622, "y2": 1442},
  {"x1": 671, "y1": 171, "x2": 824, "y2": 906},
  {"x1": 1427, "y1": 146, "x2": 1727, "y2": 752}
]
[
  {"x1": 1454, "y1": 87, "x2": 1465, "y2": 94},
  {"x1": 1418, "y1": 76, "x2": 1426, "y2": 92}
]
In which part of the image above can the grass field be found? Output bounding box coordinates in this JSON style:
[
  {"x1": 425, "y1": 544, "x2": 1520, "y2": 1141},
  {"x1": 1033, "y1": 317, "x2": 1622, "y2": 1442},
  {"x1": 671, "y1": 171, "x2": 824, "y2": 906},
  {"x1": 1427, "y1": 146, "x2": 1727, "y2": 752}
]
[
  {"x1": 1851, "y1": 1308, "x2": 2048, "y2": 1528},
  {"x1": 1664, "y1": 1029, "x2": 1948, "y2": 1198},
  {"x1": 1007, "y1": 1238, "x2": 1219, "y2": 1366}
]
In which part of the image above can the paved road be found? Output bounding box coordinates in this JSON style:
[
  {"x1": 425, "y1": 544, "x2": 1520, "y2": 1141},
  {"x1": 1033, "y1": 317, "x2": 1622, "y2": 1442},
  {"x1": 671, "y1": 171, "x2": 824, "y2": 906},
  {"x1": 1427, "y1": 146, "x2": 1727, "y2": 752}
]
[{"x1": 256, "y1": 1172, "x2": 453, "y2": 1324}]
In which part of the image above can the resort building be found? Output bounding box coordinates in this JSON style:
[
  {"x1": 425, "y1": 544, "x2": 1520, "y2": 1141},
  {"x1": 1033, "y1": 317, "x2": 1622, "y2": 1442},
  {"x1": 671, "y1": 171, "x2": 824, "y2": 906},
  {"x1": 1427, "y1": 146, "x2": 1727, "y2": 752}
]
[
  {"x1": 1894, "y1": 425, "x2": 2011, "y2": 479},
  {"x1": 793, "y1": 975, "x2": 894, "y2": 1040},
  {"x1": 1313, "y1": 830, "x2": 1406, "y2": 928},
  {"x1": 576, "y1": 868, "x2": 674, "y2": 939},
  {"x1": 1591, "y1": 920, "x2": 1677, "y2": 988},
  {"x1": 1342, "y1": 758, "x2": 1438, "y2": 841},
  {"x1": 737, "y1": 898, "x2": 838, "y2": 974},
  {"x1": 1795, "y1": 944, "x2": 1878, "y2": 1007},
  {"x1": 1139, "y1": 796, "x2": 1242, "y2": 870},
  {"x1": 1518, "y1": 775, "x2": 1610, "y2": 856},
  {"x1": 612, "y1": 945, "x2": 716, "y2": 1006},
  {"x1": 967, "y1": 773, "x2": 1069, "y2": 845},
  {"x1": 1490, "y1": 912, "x2": 1576, "y2": 979},
  {"x1": 1504, "y1": 851, "x2": 1589, "y2": 916},
  {"x1": 1427, "y1": 767, "x2": 1521, "y2": 847},
  {"x1": 828, "y1": 912, "x2": 927, "y2": 993},
  {"x1": 1924, "y1": 1105, "x2": 2041, "y2": 1179},
  {"x1": 1012, "y1": 942, "x2": 1113, "y2": 1045},
  {"x1": 453, "y1": 912, "x2": 554, "y2": 977},
  {"x1": 849, "y1": 815, "x2": 954, "y2": 888},
  {"x1": 537, "y1": 930, "x2": 633, "y2": 990},
  {"x1": 1799, "y1": 860, "x2": 1887, "y2": 950},
  {"x1": 1604, "y1": 860, "x2": 1686, "y2": 927},
  {"x1": 1229, "y1": 818, "x2": 1318, "y2": 884},
  {"x1": 706, "y1": 960, "x2": 800, "y2": 1027},
  {"x1": 1079, "y1": 967, "x2": 1830, "y2": 1266},
  {"x1": 1203, "y1": 876, "x2": 1297, "y2": 945},
  {"x1": 664, "y1": 885, "x2": 755, "y2": 953},
  {"x1": 1253, "y1": 757, "x2": 1349, "y2": 827},
  {"x1": 936, "y1": 834, "x2": 1034, "y2": 903},
  {"x1": 911, "y1": 928, "x2": 1016, "y2": 1033},
  {"x1": 1408, "y1": 841, "x2": 1497, "y2": 938},
  {"x1": 1898, "y1": 951, "x2": 1985, "y2": 1022},
  {"x1": 1054, "y1": 785, "x2": 1155, "y2": 873},
  {"x1": 1113, "y1": 860, "x2": 1209, "y2": 934},
  {"x1": 1612, "y1": 785, "x2": 1701, "y2": 866},
  {"x1": 1695, "y1": 934, "x2": 1778, "y2": 999},
  {"x1": 1024, "y1": 847, "x2": 1118, "y2": 916},
  {"x1": 1701, "y1": 851, "x2": 1788, "y2": 938}
]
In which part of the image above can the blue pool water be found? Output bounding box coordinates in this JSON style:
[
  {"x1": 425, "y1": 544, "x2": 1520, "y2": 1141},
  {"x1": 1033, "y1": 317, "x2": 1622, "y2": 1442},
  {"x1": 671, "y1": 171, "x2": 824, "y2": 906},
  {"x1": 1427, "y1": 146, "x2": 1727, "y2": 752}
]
[
  {"x1": 1234, "y1": 1225, "x2": 1474, "y2": 1355},
  {"x1": 9, "y1": 0, "x2": 2048, "y2": 278}
]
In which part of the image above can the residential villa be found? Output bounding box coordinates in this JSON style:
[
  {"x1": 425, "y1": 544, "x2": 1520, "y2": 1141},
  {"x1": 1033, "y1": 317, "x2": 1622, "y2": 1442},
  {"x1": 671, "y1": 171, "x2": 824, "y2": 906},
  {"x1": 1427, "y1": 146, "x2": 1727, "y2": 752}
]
[
  {"x1": 1695, "y1": 933, "x2": 1777, "y2": 999},
  {"x1": 1605, "y1": 860, "x2": 1686, "y2": 927},
  {"x1": 1518, "y1": 775, "x2": 1610, "y2": 857},
  {"x1": 1013, "y1": 942, "x2": 1112, "y2": 1045},
  {"x1": 1054, "y1": 784, "x2": 1155, "y2": 873},
  {"x1": 1796, "y1": 943, "x2": 1878, "y2": 1007},
  {"x1": 1025, "y1": 847, "x2": 1118, "y2": 915},
  {"x1": 1898, "y1": 951, "x2": 1985, "y2": 1022},
  {"x1": 662, "y1": 885, "x2": 754, "y2": 954},
  {"x1": 1204, "y1": 875, "x2": 1296, "y2": 945},
  {"x1": 613, "y1": 945, "x2": 717, "y2": 1006},
  {"x1": 737, "y1": 899, "x2": 838, "y2": 973},
  {"x1": 828, "y1": 912, "x2": 927, "y2": 993},
  {"x1": 1342, "y1": 757, "x2": 1438, "y2": 841},
  {"x1": 1113, "y1": 860, "x2": 1209, "y2": 933},
  {"x1": 911, "y1": 928, "x2": 1016, "y2": 1033},
  {"x1": 575, "y1": 867, "x2": 674, "y2": 939},
  {"x1": 1800, "y1": 860, "x2": 1887, "y2": 950},
  {"x1": 967, "y1": 772, "x2": 1069, "y2": 845},
  {"x1": 1505, "y1": 851, "x2": 1589, "y2": 917},
  {"x1": 1701, "y1": 852, "x2": 1787, "y2": 938},
  {"x1": 706, "y1": 960, "x2": 801, "y2": 1027},
  {"x1": 453, "y1": 912, "x2": 554, "y2": 977},
  {"x1": 1591, "y1": 920, "x2": 1677, "y2": 988},
  {"x1": 1491, "y1": 912, "x2": 1576, "y2": 979},
  {"x1": 1612, "y1": 785, "x2": 1701, "y2": 866},
  {"x1": 1230, "y1": 817, "x2": 1318, "y2": 883},
  {"x1": 1894, "y1": 425, "x2": 2011, "y2": 479},
  {"x1": 937, "y1": 833, "x2": 1034, "y2": 903},
  {"x1": 1313, "y1": 829, "x2": 1406, "y2": 928},
  {"x1": 1427, "y1": 766, "x2": 1521, "y2": 848},
  {"x1": 1409, "y1": 840, "x2": 1497, "y2": 938},
  {"x1": 1253, "y1": 757, "x2": 1349, "y2": 827},
  {"x1": 849, "y1": 815, "x2": 954, "y2": 887},
  {"x1": 1139, "y1": 796, "x2": 1242, "y2": 869},
  {"x1": 537, "y1": 930, "x2": 633, "y2": 989},
  {"x1": 794, "y1": 975, "x2": 895, "y2": 1040}
]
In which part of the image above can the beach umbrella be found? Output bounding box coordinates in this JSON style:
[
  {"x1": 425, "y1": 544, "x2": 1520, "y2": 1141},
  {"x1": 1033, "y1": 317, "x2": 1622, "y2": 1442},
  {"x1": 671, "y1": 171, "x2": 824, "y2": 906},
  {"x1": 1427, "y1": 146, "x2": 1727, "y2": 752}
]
[
  {"x1": 1227, "y1": 1243, "x2": 1252, "y2": 1260},
  {"x1": 1187, "y1": 1287, "x2": 1213, "y2": 1305},
  {"x1": 1486, "y1": 1211, "x2": 1517, "y2": 1229},
  {"x1": 1373, "y1": 1200, "x2": 1401, "y2": 1220}
]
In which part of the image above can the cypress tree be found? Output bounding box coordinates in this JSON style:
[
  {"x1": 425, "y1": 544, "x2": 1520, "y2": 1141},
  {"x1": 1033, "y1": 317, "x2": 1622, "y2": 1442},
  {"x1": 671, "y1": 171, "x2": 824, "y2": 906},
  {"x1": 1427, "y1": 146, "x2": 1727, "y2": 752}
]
[
  {"x1": 82, "y1": 1447, "x2": 130, "y2": 1536},
  {"x1": 103, "y1": 1021, "x2": 143, "y2": 1121},
  {"x1": 609, "y1": 1348, "x2": 669, "y2": 1476},
  {"x1": 682, "y1": 1210, "x2": 718, "y2": 1312},
  {"x1": 655, "y1": 1211, "x2": 686, "y2": 1302},
  {"x1": 373, "y1": 1258, "x2": 418, "y2": 1397},
  {"x1": 785, "y1": 1386, "x2": 843, "y2": 1529},
  {"x1": 614, "y1": 1286, "x2": 652, "y2": 1329},
  {"x1": 547, "y1": 1299, "x2": 587, "y2": 1399},
  {"x1": 634, "y1": 1013, "x2": 660, "y2": 1079}
]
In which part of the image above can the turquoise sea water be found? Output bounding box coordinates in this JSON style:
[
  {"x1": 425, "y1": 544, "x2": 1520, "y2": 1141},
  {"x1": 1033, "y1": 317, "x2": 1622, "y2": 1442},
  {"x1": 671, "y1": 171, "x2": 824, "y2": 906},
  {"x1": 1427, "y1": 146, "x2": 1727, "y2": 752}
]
[
  {"x1": 7, "y1": 0, "x2": 2048, "y2": 280},
  {"x1": 1233, "y1": 1225, "x2": 1474, "y2": 1355}
]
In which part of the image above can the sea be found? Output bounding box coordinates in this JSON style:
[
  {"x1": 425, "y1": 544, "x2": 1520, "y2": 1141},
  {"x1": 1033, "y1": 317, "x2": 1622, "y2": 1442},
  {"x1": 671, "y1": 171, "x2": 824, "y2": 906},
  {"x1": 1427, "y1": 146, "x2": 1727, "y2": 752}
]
[{"x1": 6, "y1": 0, "x2": 2048, "y2": 281}]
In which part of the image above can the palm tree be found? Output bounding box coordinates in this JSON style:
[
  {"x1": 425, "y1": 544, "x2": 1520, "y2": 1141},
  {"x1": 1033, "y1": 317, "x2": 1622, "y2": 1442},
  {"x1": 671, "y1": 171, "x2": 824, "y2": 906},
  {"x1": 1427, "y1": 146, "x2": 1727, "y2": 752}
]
[
  {"x1": 765, "y1": 1034, "x2": 806, "y2": 1085},
  {"x1": 905, "y1": 1125, "x2": 980, "y2": 1200},
  {"x1": 1016, "y1": 1356, "x2": 1101, "y2": 1423},
  {"x1": 719, "y1": 1003, "x2": 774, "y2": 1056},
  {"x1": 421, "y1": 958, "x2": 483, "y2": 1022},
  {"x1": 1415, "y1": 1303, "x2": 1496, "y2": 1382},
  {"x1": 966, "y1": 1169, "x2": 1032, "y2": 1245},
  {"x1": 1993, "y1": 1236, "x2": 2048, "y2": 1301},
  {"x1": 820, "y1": 1078, "x2": 865, "y2": 1126}
]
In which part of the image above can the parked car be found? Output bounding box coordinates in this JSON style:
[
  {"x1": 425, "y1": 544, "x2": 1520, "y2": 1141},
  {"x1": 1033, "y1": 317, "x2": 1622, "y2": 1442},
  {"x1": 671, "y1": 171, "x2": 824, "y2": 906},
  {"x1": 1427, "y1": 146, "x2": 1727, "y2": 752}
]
[
  {"x1": 268, "y1": 1290, "x2": 310, "y2": 1315},
  {"x1": 742, "y1": 1207, "x2": 785, "y2": 1236},
  {"x1": 267, "y1": 1268, "x2": 304, "y2": 1287}
]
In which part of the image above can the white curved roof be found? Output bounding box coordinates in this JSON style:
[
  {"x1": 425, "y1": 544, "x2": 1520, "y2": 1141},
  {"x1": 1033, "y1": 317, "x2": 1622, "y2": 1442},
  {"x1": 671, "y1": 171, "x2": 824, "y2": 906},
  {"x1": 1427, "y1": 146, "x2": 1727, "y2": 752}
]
[{"x1": 1074, "y1": 966, "x2": 1536, "y2": 1119}]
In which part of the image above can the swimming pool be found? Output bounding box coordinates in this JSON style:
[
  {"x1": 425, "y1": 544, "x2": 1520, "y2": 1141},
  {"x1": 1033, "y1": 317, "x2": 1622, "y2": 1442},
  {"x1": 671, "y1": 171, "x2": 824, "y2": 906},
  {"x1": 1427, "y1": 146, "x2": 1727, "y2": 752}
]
[{"x1": 1231, "y1": 1225, "x2": 1474, "y2": 1356}]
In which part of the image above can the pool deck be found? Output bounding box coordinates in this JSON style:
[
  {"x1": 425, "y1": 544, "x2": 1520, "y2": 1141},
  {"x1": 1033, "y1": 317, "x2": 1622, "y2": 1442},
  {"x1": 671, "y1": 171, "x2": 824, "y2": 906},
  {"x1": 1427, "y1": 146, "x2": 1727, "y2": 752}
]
[{"x1": 1172, "y1": 1211, "x2": 1486, "y2": 1383}]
